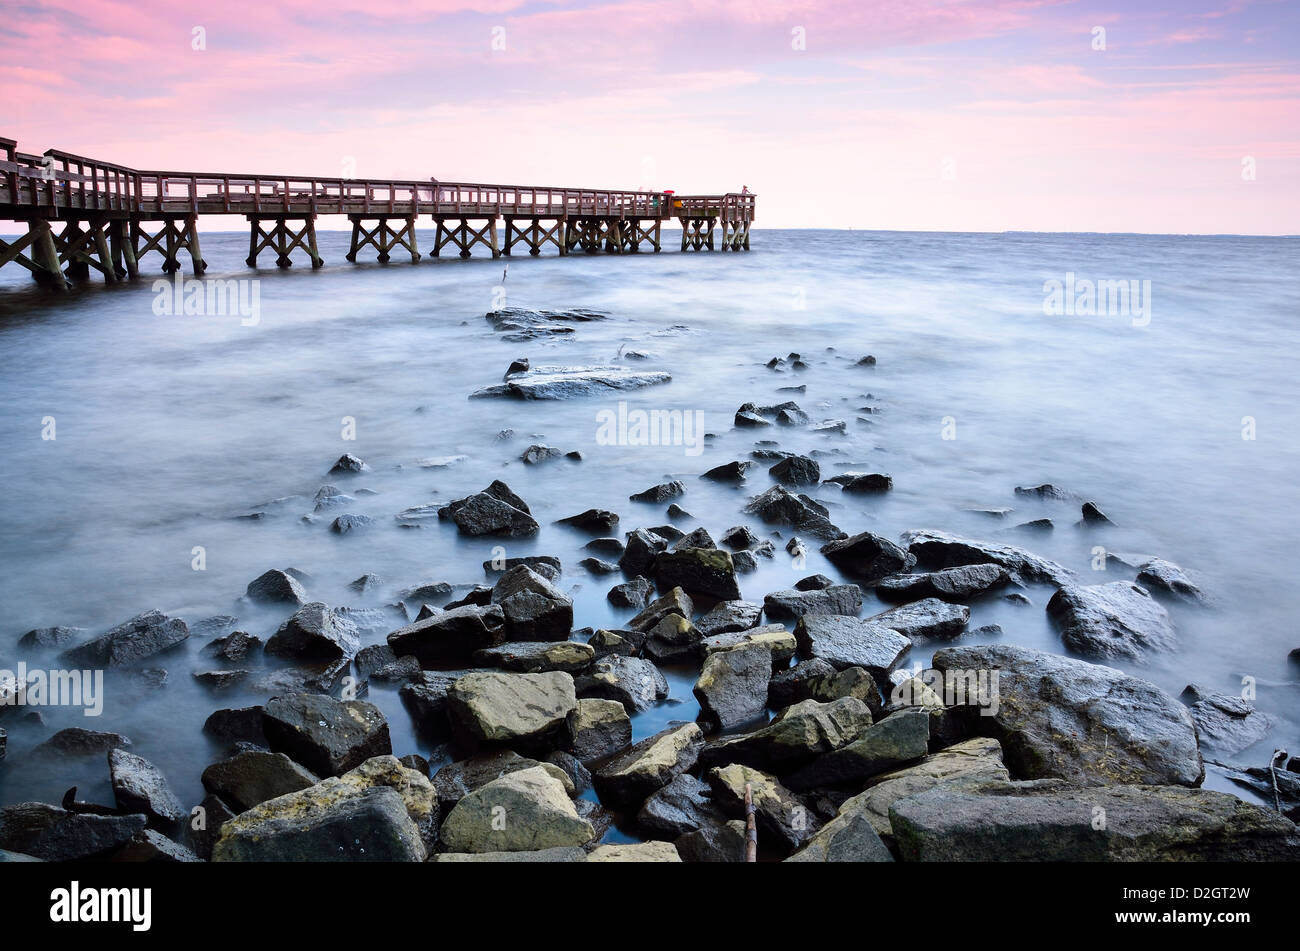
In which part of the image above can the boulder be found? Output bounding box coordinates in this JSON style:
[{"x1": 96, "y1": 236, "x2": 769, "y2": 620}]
[
  {"x1": 214, "y1": 757, "x2": 433, "y2": 861},
  {"x1": 828, "y1": 472, "x2": 892, "y2": 493},
  {"x1": 785, "y1": 709, "x2": 931, "y2": 790},
  {"x1": 794, "y1": 615, "x2": 911, "y2": 677},
  {"x1": 472, "y1": 640, "x2": 594, "y2": 673},
  {"x1": 636, "y1": 774, "x2": 727, "y2": 839},
  {"x1": 902, "y1": 529, "x2": 1072, "y2": 585},
  {"x1": 608, "y1": 576, "x2": 655, "y2": 610},
  {"x1": 262, "y1": 693, "x2": 392, "y2": 777},
  {"x1": 702, "y1": 460, "x2": 756, "y2": 482},
  {"x1": 387, "y1": 604, "x2": 506, "y2": 666},
  {"x1": 698, "y1": 697, "x2": 875, "y2": 772},
  {"x1": 246, "y1": 569, "x2": 308, "y2": 605},
  {"x1": 432, "y1": 751, "x2": 574, "y2": 815},
  {"x1": 594, "y1": 723, "x2": 704, "y2": 806},
  {"x1": 1046, "y1": 581, "x2": 1175, "y2": 661},
  {"x1": 931, "y1": 644, "x2": 1203, "y2": 786},
  {"x1": 441, "y1": 483, "x2": 539, "y2": 537},
  {"x1": 643, "y1": 613, "x2": 705, "y2": 664},
  {"x1": 875, "y1": 564, "x2": 1011, "y2": 602},
  {"x1": 627, "y1": 586, "x2": 693, "y2": 632},
  {"x1": 566, "y1": 699, "x2": 633, "y2": 763},
  {"x1": 820, "y1": 532, "x2": 911, "y2": 581},
  {"x1": 108, "y1": 749, "x2": 185, "y2": 827},
  {"x1": 59, "y1": 610, "x2": 189, "y2": 667},
  {"x1": 1136, "y1": 558, "x2": 1205, "y2": 602},
  {"x1": 203, "y1": 707, "x2": 266, "y2": 745},
  {"x1": 618, "y1": 529, "x2": 668, "y2": 576},
  {"x1": 744, "y1": 486, "x2": 845, "y2": 540},
  {"x1": 329, "y1": 452, "x2": 369, "y2": 474},
  {"x1": 764, "y1": 584, "x2": 863, "y2": 620},
  {"x1": 265, "y1": 602, "x2": 360, "y2": 660},
  {"x1": 440, "y1": 767, "x2": 594, "y2": 852},
  {"x1": 574, "y1": 656, "x2": 668, "y2": 713},
  {"x1": 694, "y1": 643, "x2": 772, "y2": 730},
  {"x1": 769, "y1": 455, "x2": 820, "y2": 486},
  {"x1": 654, "y1": 548, "x2": 742, "y2": 601},
  {"x1": 629, "y1": 480, "x2": 686, "y2": 503},
  {"x1": 445, "y1": 670, "x2": 576, "y2": 752},
  {"x1": 557, "y1": 509, "x2": 620, "y2": 533},
  {"x1": 0, "y1": 804, "x2": 146, "y2": 861},
  {"x1": 868, "y1": 598, "x2": 970, "y2": 640},
  {"x1": 200, "y1": 750, "x2": 319, "y2": 812},
  {"x1": 490, "y1": 565, "x2": 574, "y2": 640},
  {"x1": 1181, "y1": 686, "x2": 1276, "y2": 755},
  {"x1": 708, "y1": 764, "x2": 818, "y2": 853},
  {"x1": 890, "y1": 781, "x2": 1300, "y2": 861},
  {"x1": 695, "y1": 600, "x2": 763, "y2": 636},
  {"x1": 785, "y1": 811, "x2": 894, "y2": 862}
]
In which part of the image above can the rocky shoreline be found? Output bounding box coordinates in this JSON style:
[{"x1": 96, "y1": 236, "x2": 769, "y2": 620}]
[{"x1": 1, "y1": 310, "x2": 1297, "y2": 863}]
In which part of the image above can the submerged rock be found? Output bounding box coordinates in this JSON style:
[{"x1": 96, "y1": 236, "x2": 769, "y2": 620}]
[
  {"x1": 59, "y1": 610, "x2": 189, "y2": 668},
  {"x1": 902, "y1": 529, "x2": 1073, "y2": 585},
  {"x1": 329, "y1": 452, "x2": 369, "y2": 474},
  {"x1": 827, "y1": 471, "x2": 893, "y2": 493},
  {"x1": 557, "y1": 508, "x2": 620, "y2": 533},
  {"x1": 931, "y1": 644, "x2": 1202, "y2": 787},
  {"x1": 1136, "y1": 558, "x2": 1205, "y2": 603},
  {"x1": 745, "y1": 486, "x2": 845, "y2": 540},
  {"x1": 484, "y1": 306, "x2": 606, "y2": 339},
  {"x1": 1046, "y1": 581, "x2": 1175, "y2": 661},
  {"x1": 702, "y1": 460, "x2": 756, "y2": 482},
  {"x1": 472, "y1": 364, "x2": 671, "y2": 399},
  {"x1": 820, "y1": 531, "x2": 913, "y2": 581},
  {"x1": 1180, "y1": 685, "x2": 1276, "y2": 755},
  {"x1": 875, "y1": 564, "x2": 1011, "y2": 602},
  {"x1": 440, "y1": 481, "x2": 539, "y2": 537},
  {"x1": 265, "y1": 602, "x2": 360, "y2": 661},
  {"x1": 629, "y1": 479, "x2": 686, "y2": 503}
]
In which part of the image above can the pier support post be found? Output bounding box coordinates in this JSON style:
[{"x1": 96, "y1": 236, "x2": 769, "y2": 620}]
[
  {"x1": 503, "y1": 217, "x2": 564, "y2": 256},
  {"x1": 134, "y1": 215, "x2": 207, "y2": 275},
  {"x1": 346, "y1": 216, "x2": 420, "y2": 263},
  {"x1": 432, "y1": 217, "x2": 500, "y2": 259},
  {"x1": 679, "y1": 216, "x2": 716, "y2": 251},
  {"x1": 51, "y1": 215, "x2": 120, "y2": 282},
  {"x1": 246, "y1": 215, "x2": 323, "y2": 269},
  {"x1": 0, "y1": 218, "x2": 70, "y2": 289}
]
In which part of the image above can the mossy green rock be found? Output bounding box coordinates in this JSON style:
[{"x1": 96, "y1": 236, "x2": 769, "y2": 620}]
[
  {"x1": 446, "y1": 671, "x2": 576, "y2": 750},
  {"x1": 439, "y1": 766, "x2": 594, "y2": 853}
]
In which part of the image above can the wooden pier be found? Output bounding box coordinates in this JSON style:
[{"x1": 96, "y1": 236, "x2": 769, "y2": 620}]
[{"x1": 0, "y1": 137, "x2": 755, "y2": 290}]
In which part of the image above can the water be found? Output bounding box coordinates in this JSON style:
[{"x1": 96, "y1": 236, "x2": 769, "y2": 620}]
[{"x1": 1, "y1": 228, "x2": 1297, "y2": 827}]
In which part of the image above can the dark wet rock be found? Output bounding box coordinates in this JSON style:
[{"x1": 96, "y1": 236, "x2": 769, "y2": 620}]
[
  {"x1": 0, "y1": 804, "x2": 147, "y2": 861},
  {"x1": 670, "y1": 526, "x2": 715, "y2": 551},
  {"x1": 1013, "y1": 518, "x2": 1053, "y2": 532},
  {"x1": 699, "y1": 697, "x2": 875, "y2": 773},
  {"x1": 214, "y1": 757, "x2": 432, "y2": 861},
  {"x1": 643, "y1": 613, "x2": 705, "y2": 664},
  {"x1": 820, "y1": 531, "x2": 912, "y2": 581},
  {"x1": 245, "y1": 568, "x2": 308, "y2": 606},
  {"x1": 205, "y1": 630, "x2": 262, "y2": 662},
  {"x1": 388, "y1": 603, "x2": 506, "y2": 666},
  {"x1": 827, "y1": 471, "x2": 892, "y2": 493},
  {"x1": 473, "y1": 363, "x2": 670, "y2": 399},
  {"x1": 33, "y1": 728, "x2": 131, "y2": 757},
  {"x1": 354, "y1": 644, "x2": 406, "y2": 679},
  {"x1": 876, "y1": 563, "x2": 1011, "y2": 603},
  {"x1": 702, "y1": 460, "x2": 756, "y2": 482},
  {"x1": 558, "y1": 508, "x2": 619, "y2": 533},
  {"x1": 575, "y1": 655, "x2": 669, "y2": 713},
  {"x1": 891, "y1": 781, "x2": 1300, "y2": 861},
  {"x1": 491, "y1": 565, "x2": 573, "y2": 640},
  {"x1": 59, "y1": 610, "x2": 189, "y2": 668},
  {"x1": 188, "y1": 794, "x2": 234, "y2": 860},
  {"x1": 1080, "y1": 500, "x2": 1111, "y2": 524},
  {"x1": 329, "y1": 513, "x2": 372, "y2": 534},
  {"x1": 349, "y1": 573, "x2": 385, "y2": 594},
  {"x1": 608, "y1": 575, "x2": 655, "y2": 610},
  {"x1": 113, "y1": 828, "x2": 202, "y2": 863},
  {"x1": 263, "y1": 693, "x2": 392, "y2": 777},
  {"x1": 200, "y1": 750, "x2": 318, "y2": 812},
  {"x1": 637, "y1": 773, "x2": 726, "y2": 839},
  {"x1": 1180, "y1": 685, "x2": 1276, "y2": 755},
  {"x1": 1046, "y1": 581, "x2": 1175, "y2": 661},
  {"x1": 708, "y1": 764, "x2": 818, "y2": 853},
  {"x1": 193, "y1": 669, "x2": 250, "y2": 690},
  {"x1": 618, "y1": 528, "x2": 668, "y2": 576},
  {"x1": 768, "y1": 658, "x2": 838, "y2": 707},
  {"x1": 655, "y1": 547, "x2": 742, "y2": 601},
  {"x1": 329, "y1": 452, "x2": 369, "y2": 474},
  {"x1": 902, "y1": 529, "x2": 1073, "y2": 585},
  {"x1": 446, "y1": 671, "x2": 576, "y2": 751},
  {"x1": 812, "y1": 419, "x2": 847, "y2": 434},
  {"x1": 399, "y1": 670, "x2": 477, "y2": 734},
  {"x1": 769, "y1": 455, "x2": 820, "y2": 486},
  {"x1": 719, "y1": 525, "x2": 759, "y2": 550},
  {"x1": 771, "y1": 663, "x2": 882, "y2": 715},
  {"x1": 694, "y1": 643, "x2": 771, "y2": 730},
  {"x1": 507, "y1": 357, "x2": 529, "y2": 376},
  {"x1": 735, "y1": 409, "x2": 772, "y2": 427},
  {"x1": 473, "y1": 641, "x2": 594, "y2": 674},
  {"x1": 764, "y1": 584, "x2": 863, "y2": 620},
  {"x1": 586, "y1": 629, "x2": 637, "y2": 658},
  {"x1": 932, "y1": 644, "x2": 1203, "y2": 786},
  {"x1": 629, "y1": 479, "x2": 686, "y2": 503},
  {"x1": 520, "y1": 444, "x2": 564, "y2": 465},
  {"x1": 868, "y1": 598, "x2": 970, "y2": 640},
  {"x1": 579, "y1": 557, "x2": 619, "y2": 575},
  {"x1": 484, "y1": 306, "x2": 606, "y2": 339},
  {"x1": 594, "y1": 723, "x2": 704, "y2": 807},
  {"x1": 400, "y1": 581, "x2": 454, "y2": 605},
  {"x1": 544, "y1": 750, "x2": 591, "y2": 794},
  {"x1": 666, "y1": 503, "x2": 692, "y2": 520},
  {"x1": 695, "y1": 599, "x2": 762, "y2": 636},
  {"x1": 441, "y1": 484, "x2": 539, "y2": 537},
  {"x1": 1014, "y1": 483, "x2": 1073, "y2": 500},
  {"x1": 785, "y1": 810, "x2": 894, "y2": 862},
  {"x1": 432, "y1": 751, "x2": 575, "y2": 815},
  {"x1": 1136, "y1": 558, "x2": 1205, "y2": 603},
  {"x1": 566, "y1": 698, "x2": 633, "y2": 763},
  {"x1": 794, "y1": 614, "x2": 911, "y2": 678},
  {"x1": 265, "y1": 602, "x2": 360, "y2": 661},
  {"x1": 585, "y1": 537, "x2": 625, "y2": 557},
  {"x1": 675, "y1": 818, "x2": 748, "y2": 862},
  {"x1": 107, "y1": 749, "x2": 184, "y2": 827},
  {"x1": 627, "y1": 586, "x2": 693, "y2": 633},
  {"x1": 786, "y1": 709, "x2": 931, "y2": 790},
  {"x1": 203, "y1": 707, "x2": 266, "y2": 745},
  {"x1": 744, "y1": 485, "x2": 844, "y2": 540},
  {"x1": 17, "y1": 626, "x2": 85, "y2": 650},
  {"x1": 854, "y1": 355, "x2": 876, "y2": 366},
  {"x1": 440, "y1": 766, "x2": 592, "y2": 852},
  {"x1": 794, "y1": 573, "x2": 833, "y2": 591}
]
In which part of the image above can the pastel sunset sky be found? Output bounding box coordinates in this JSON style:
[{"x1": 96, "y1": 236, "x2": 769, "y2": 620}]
[{"x1": 4, "y1": 0, "x2": 1297, "y2": 232}]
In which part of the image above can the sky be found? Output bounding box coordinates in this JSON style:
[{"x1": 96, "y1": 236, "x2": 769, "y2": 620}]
[{"x1": 3, "y1": 0, "x2": 1298, "y2": 233}]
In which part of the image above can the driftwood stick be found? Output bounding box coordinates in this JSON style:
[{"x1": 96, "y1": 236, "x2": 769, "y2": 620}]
[{"x1": 744, "y1": 781, "x2": 757, "y2": 862}]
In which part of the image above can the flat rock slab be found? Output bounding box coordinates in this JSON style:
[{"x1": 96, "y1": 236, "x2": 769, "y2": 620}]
[
  {"x1": 59, "y1": 609, "x2": 189, "y2": 667},
  {"x1": 472, "y1": 640, "x2": 594, "y2": 673},
  {"x1": 890, "y1": 781, "x2": 1300, "y2": 861},
  {"x1": 901, "y1": 529, "x2": 1073, "y2": 585},
  {"x1": 0, "y1": 804, "x2": 147, "y2": 861},
  {"x1": 868, "y1": 598, "x2": 970, "y2": 641},
  {"x1": 931, "y1": 644, "x2": 1203, "y2": 787},
  {"x1": 876, "y1": 564, "x2": 1012, "y2": 602},
  {"x1": 764, "y1": 585, "x2": 863, "y2": 620},
  {"x1": 794, "y1": 615, "x2": 911, "y2": 677},
  {"x1": 201, "y1": 750, "x2": 319, "y2": 812},
  {"x1": 446, "y1": 671, "x2": 576, "y2": 750},
  {"x1": 1046, "y1": 581, "x2": 1175, "y2": 661},
  {"x1": 594, "y1": 723, "x2": 704, "y2": 807},
  {"x1": 263, "y1": 693, "x2": 392, "y2": 777},
  {"x1": 387, "y1": 604, "x2": 506, "y2": 666},
  {"x1": 471, "y1": 364, "x2": 671, "y2": 400}
]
